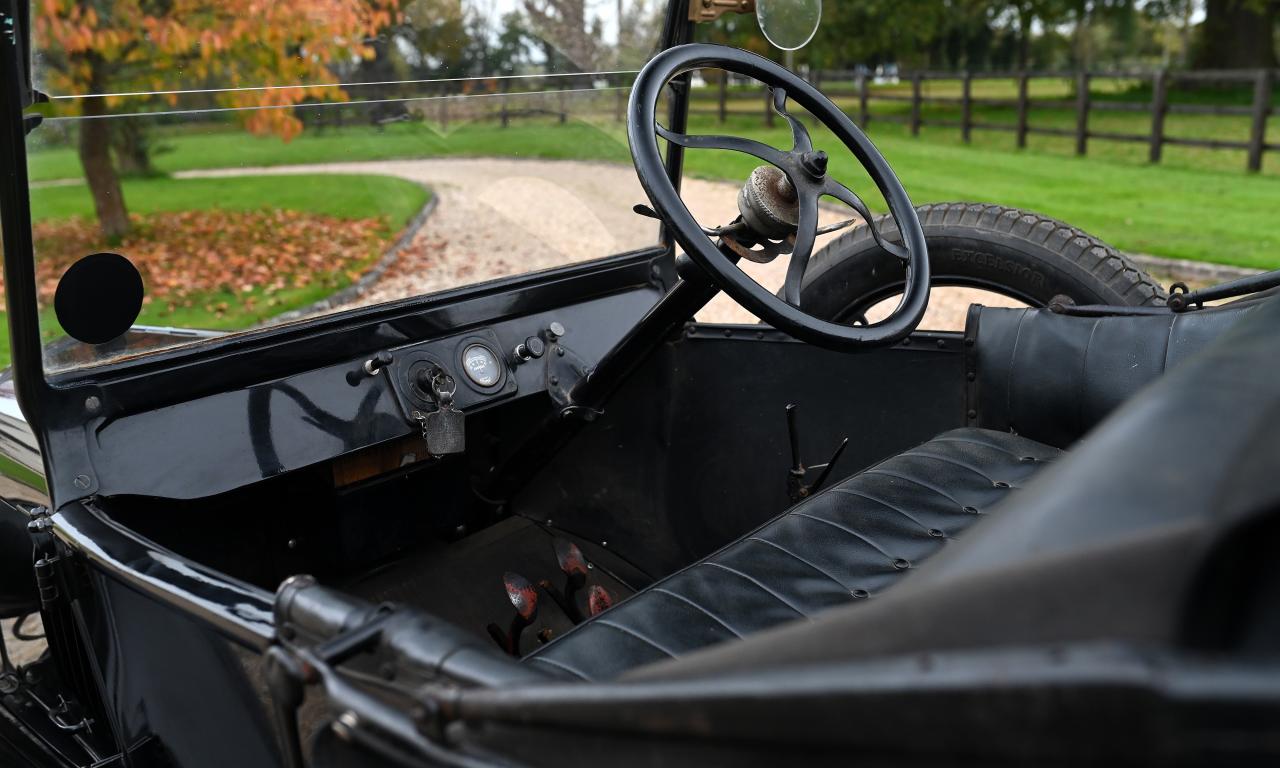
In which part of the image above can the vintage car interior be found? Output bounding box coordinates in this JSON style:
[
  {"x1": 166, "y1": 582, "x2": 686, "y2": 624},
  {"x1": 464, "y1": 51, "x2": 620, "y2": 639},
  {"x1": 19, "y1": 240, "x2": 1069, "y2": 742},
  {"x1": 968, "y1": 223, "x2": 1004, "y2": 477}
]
[{"x1": 2, "y1": 1, "x2": 1279, "y2": 766}]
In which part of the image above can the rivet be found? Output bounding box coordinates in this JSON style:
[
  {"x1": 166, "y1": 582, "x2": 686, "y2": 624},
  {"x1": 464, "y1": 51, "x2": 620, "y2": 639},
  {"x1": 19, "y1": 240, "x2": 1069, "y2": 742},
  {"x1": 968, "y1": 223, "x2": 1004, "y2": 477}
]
[
  {"x1": 756, "y1": 331, "x2": 764, "y2": 339},
  {"x1": 601, "y1": 540, "x2": 608, "y2": 547},
  {"x1": 935, "y1": 339, "x2": 946, "y2": 349},
  {"x1": 928, "y1": 528, "x2": 944, "y2": 538},
  {"x1": 962, "y1": 505, "x2": 979, "y2": 514},
  {"x1": 549, "y1": 376, "x2": 559, "y2": 386},
  {"x1": 902, "y1": 337, "x2": 912, "y2": 346},
  {"x1": 852, "y1": 588, "x2": 869, "y2": 598},
  {"x1": 286, "y1": 538, "x2": 298, "y2": 550},
  {"x1": 556, "y1": 347, "x2": 565, "y2": 356},
  {"x1": 892, "y1": 558, "x2": 911, "y2": 570},
  {"x1": 966, "y1": 409, "x2": 977, "y2": 419},
  {"x1": 966, "y1": 371, "x2": 976, "y2": 381},
  {"x1": 722, "y1": 328, "x2": 732, "y2": 337},
  {"x1": 84, "y1": 395, "x2": 101, "y2": 413},
  {"x1": 994, "y1": 480, "x2": 1011, "y2": 489},
  {"x1": 964, "y1": 338, "x2": 975, "y2": 347}
]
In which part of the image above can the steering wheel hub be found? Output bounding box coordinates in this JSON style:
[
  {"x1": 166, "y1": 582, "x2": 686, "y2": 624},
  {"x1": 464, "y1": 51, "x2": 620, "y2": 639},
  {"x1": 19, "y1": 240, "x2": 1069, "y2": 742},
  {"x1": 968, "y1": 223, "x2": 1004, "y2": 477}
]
[{"x1": 738, "y1": 165, "x2": 799, "y2": 240}]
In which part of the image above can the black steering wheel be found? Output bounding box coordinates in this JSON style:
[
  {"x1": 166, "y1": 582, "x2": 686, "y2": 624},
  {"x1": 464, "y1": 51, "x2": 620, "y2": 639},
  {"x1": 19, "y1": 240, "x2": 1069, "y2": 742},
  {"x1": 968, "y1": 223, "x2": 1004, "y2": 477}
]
[{"x1": 628, "y1": 44, "x2": 930, "y2": 350}]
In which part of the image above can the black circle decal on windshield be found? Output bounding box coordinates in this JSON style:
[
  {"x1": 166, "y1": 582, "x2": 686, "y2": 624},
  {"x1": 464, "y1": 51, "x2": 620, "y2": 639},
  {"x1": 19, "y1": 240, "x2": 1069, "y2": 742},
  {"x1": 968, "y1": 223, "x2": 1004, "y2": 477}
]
[{"x1": 54, "y1": 253, "x2": 144, "y2": 346}]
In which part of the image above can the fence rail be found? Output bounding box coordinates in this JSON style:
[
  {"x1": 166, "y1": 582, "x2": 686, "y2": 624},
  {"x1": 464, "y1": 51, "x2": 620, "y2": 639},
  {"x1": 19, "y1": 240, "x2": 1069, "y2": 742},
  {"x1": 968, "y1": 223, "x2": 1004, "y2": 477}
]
[{"x1": 694, "y1": 68, "x2": 1279, "y2": 172}]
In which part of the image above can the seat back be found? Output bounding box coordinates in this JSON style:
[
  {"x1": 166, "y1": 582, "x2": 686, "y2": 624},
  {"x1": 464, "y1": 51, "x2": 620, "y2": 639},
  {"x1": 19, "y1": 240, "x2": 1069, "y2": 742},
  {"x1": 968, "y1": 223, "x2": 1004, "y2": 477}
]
[{"x1": 966, "y1": 298, "x2": 1263, "y2": 447}]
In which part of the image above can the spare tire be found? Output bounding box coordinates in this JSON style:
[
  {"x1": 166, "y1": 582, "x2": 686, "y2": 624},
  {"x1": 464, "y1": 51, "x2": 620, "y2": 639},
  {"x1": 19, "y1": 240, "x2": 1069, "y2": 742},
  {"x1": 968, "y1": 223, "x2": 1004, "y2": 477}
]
[{"x1": 798, "y1": 202, "x2": 1166, "y2": 323}]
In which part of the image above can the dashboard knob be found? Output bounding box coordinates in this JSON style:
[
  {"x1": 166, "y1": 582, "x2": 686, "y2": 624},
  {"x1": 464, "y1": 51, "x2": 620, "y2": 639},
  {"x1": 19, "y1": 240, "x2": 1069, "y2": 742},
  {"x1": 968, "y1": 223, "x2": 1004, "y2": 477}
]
[
  {"x1": 513, "y1": 336, "x2": 545, "y2": 363},
  {"x1": 544, "y1": 321, "x2": 566, "y2": 342}
]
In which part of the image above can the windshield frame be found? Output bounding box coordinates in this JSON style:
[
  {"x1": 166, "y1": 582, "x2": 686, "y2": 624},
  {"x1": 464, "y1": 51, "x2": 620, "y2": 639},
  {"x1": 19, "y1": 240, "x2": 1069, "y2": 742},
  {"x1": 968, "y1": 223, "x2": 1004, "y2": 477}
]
[{"x1": 1, "y1": 0, "x2": 695, "y2": 387}]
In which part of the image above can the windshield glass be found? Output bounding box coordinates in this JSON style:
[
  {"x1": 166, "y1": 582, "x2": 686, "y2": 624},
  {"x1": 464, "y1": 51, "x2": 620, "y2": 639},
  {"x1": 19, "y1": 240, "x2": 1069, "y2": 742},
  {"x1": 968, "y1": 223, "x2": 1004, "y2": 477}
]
[{"x1": 25, "y1": 0, "x2": 666, "y2": 372}]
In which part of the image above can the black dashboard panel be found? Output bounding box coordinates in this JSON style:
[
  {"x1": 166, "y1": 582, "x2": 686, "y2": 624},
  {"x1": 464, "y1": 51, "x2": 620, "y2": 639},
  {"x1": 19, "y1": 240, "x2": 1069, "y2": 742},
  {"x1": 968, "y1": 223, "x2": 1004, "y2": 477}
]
[{"x1": 89, "y1": 287, "x2": 662, "y2": 499}]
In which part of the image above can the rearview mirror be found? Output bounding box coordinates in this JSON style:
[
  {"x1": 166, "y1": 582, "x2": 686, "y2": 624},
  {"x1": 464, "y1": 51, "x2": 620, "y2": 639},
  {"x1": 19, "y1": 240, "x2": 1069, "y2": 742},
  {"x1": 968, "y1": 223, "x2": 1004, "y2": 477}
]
[{"x1": 756, "y1": 0, "x2": 821, "y2": 51}]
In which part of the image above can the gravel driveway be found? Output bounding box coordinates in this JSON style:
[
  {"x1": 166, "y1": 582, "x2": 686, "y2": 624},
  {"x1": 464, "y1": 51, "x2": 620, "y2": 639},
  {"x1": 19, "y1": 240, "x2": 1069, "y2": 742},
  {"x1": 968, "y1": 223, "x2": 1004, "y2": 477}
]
[{"x1": 181, "y1": 159, "x2": 1023, "y2": 329}]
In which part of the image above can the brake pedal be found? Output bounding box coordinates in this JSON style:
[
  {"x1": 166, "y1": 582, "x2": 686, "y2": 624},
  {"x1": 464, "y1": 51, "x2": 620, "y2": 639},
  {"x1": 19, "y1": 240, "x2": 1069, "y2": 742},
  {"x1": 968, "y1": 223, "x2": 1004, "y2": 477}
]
[{"x1": 488, "y1": 572, "x2": 539, "y2": 656}]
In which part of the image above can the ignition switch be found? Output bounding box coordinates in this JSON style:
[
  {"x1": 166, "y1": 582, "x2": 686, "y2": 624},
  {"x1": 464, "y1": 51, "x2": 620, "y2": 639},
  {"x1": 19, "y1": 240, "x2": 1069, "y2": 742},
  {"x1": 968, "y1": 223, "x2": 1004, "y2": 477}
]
[{"x1": 512, "y1": 336, "x2": 545, "y2": 364}]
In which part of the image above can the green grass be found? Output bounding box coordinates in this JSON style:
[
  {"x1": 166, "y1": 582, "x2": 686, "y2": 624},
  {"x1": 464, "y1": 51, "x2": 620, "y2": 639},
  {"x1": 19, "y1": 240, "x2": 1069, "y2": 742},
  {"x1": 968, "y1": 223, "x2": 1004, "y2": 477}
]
[
  {"x1": 27, "y1": 120, "x2": 633, "y2": 183},
  {"x1": 1, "y1": 173, "x2": 429, "y2": 369},
  {"x1": 675, "y1": 113, "x2": 1280, "y2": 270},
  {"x1": 30, "y1": 173, "x2": 428, "y2": 231},
  {"x1": 0, "y1": 453, "x2": 46, "y2": 494},
  {"x1": 27, "y1": 111, "x2": 1280, "y2": 269}
]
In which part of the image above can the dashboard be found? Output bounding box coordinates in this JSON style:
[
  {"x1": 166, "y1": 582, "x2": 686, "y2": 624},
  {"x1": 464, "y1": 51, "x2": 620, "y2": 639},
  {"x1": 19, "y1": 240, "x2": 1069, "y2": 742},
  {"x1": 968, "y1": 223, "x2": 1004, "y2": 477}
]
[{"x1": 87, "y1": 286, "x2": 662, "y2": 500}]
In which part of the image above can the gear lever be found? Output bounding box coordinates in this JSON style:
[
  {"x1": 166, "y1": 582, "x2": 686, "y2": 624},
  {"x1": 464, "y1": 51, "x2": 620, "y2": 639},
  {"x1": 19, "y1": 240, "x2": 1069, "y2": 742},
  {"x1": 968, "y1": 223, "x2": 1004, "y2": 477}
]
[
  {"x1": 486, "y1": 572, "x2": 539, "y2": 656},
  {"x1": 785, "y1": 403, "x2": 849, "y2": 503}
]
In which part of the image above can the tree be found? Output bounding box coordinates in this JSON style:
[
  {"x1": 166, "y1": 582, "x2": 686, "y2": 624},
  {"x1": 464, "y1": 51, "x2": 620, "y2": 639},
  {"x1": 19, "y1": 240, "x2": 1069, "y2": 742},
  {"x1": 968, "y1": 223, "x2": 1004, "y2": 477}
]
[
  {"x1": 1196, "y1": 0, "x2": 1277, "y2": 69},
  {"x1": 522, "y1": 0, "x2": 601, "y2": 74},
  {"x1": 36, "y1": 0, "x2": 398, "y2": 239}
]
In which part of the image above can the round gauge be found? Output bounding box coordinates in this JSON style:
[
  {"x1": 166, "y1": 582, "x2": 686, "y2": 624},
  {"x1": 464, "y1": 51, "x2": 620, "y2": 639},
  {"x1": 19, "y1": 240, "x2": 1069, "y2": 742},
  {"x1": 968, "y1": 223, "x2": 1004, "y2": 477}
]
[{"x1": 461, "y1": 343, "x2": 502, "y2": 388}]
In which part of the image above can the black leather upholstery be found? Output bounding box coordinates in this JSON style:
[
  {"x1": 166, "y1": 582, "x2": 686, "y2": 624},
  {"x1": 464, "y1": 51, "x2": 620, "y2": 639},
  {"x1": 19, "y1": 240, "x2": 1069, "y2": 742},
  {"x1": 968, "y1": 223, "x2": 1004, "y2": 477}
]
[
  {"x1": 524, "y1": 428, "x2": 1060, "y2": 681},
  {"x1": 629, "y1": 291, "x2": 1280, "y2": 680},
  {"x1": 970, "y1": 299, "x2": 1260, "y2": 447}
]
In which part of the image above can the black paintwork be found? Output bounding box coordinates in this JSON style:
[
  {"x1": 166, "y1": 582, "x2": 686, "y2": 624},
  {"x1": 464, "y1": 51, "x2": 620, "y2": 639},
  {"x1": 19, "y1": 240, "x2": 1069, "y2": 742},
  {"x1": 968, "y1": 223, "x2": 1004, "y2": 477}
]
[{"x1": 1, "y1": 1, "x2": 1278, "y2": 765}]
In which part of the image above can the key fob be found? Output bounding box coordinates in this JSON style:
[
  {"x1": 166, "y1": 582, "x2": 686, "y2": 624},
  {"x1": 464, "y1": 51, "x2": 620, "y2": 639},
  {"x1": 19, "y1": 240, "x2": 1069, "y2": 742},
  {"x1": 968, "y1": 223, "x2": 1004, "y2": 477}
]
[{"x1": 424, "y1": 404, "x2": 465, "y2": 455}]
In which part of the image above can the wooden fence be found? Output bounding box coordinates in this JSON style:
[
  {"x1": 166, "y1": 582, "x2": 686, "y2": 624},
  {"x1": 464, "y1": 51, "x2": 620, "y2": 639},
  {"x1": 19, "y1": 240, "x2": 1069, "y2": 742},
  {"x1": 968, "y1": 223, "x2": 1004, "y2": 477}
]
[{"x1": 693, "y1": 68, "x2": 1278, "y2": 172}]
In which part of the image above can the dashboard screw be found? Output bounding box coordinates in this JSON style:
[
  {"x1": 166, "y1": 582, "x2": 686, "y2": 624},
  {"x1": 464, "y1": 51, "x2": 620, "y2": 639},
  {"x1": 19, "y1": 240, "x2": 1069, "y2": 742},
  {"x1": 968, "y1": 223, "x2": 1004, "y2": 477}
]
[
  {"x1": 73, "y1": 474, "x2": 91, "y2": 490},
  {"x1": 84, "y1": 395, "x2": 101, "y2": 413}
]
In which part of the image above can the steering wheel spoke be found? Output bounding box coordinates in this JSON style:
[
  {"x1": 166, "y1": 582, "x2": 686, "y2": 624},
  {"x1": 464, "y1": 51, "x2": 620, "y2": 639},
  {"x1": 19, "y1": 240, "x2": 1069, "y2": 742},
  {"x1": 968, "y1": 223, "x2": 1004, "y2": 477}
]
[
  {"x1": 656, "y1": 123, "x2": 789, "y2": 168},
  {"x1": 823, "y1": 179, "x2": 909, "y2": 262},
  {"x1": 770, "y1": 87, "x2": 814, "y2": 154},
  {"x1": 782, "y1": 192, "x2": 819, "y2": 306}
]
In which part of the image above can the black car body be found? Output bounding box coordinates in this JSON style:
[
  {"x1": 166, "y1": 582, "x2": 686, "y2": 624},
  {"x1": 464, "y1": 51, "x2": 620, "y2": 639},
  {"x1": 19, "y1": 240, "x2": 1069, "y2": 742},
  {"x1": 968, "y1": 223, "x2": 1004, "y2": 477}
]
[{"x1": 2, "y1": 1, "x2": 1279, "y2": 766}]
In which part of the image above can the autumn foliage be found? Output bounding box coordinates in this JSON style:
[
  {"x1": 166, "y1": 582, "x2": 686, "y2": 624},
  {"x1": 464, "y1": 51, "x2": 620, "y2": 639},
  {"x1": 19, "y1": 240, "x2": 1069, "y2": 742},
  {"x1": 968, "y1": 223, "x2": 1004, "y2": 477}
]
[
  {"x1": 36, "y1": 0, "x2": 401, "y2": 238},
  {"x1": 36, "y1": 0, "x2": 399, "y2": 138},
  {"x1": 19, "y1": 210, "x2": 391, "y2": 319}
]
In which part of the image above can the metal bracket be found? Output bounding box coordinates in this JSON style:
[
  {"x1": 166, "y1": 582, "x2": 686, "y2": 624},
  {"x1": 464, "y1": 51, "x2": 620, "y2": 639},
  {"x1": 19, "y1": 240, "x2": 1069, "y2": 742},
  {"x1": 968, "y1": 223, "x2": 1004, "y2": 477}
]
[
  {"x1": 689, "y1": 0, "x2": 755, "y2": 23},
  {"x1": 545, "y1": 343, "x2": 591, "y2": 407}
]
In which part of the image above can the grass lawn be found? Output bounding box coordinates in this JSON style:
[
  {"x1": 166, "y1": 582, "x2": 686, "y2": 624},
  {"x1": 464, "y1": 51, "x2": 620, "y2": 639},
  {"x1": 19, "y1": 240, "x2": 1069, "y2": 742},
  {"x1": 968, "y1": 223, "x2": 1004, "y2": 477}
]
[
  {"x1": 27, "y1": 110, "x2": 1280, "y2": 269},
  {"x1": 30, "y1": 173, "x2": 427, "y2": 229},
  {"x1": 0, "y1": 173, "x2": 428, "y2": 369},
  {"x1": 26, "y1": 121, "x2": 634, "y2": 183},
  {"x1": 681, "y1": 114, "x2": 1280, "y2": 270}
]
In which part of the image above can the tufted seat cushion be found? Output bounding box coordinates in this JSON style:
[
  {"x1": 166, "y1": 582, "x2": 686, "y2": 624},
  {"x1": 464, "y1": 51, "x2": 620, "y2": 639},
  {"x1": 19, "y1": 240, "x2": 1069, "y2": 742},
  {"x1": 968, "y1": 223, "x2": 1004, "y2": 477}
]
[{"x1": 523, "y1": 427, "x2": 1060, "y2": 681}]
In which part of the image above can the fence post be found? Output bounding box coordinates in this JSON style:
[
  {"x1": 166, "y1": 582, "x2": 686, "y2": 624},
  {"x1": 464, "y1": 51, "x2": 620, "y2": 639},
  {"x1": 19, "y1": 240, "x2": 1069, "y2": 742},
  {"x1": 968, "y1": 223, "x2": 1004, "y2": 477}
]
[
  {"x1": 1247, "y1": 68, "x2": 1272, "y2": 172},
  {"x1": 439, "y1": 93, "x2": 449, "y2": 131},
  {"x1": 1074, "y1": 71, "x2": 1090, "y2": 156},
  {"x1": 961, "y1": 72, "x2": 972, "y2": 144},
  {"x1": 558, "y1": 89, "x2": 567, "y2": 124},
  {"x1": 858, "y1": 74, "x2": 870, "y2": 127},
  {"x1": 500, "y1": 79, "x2": 510, "y2": 128},
  {"x1": 1016, "y1": 73, "x2": 1029, "y2": 148},
  {"x1": 764, "y1": 84, "x2": 775, "y2": 127},
  {"x1": 910, "y1": 72, "x2": 922, "y2": 136},
  {"x1": 1148, "y1": 70, "x2": 1168, "y2": 164},
  {"x1": 719, "y1": 70, "x2": 728, "y2": 123},
  {"x1": 615, "y1": 73, "x2": 624, "y2": 123}
]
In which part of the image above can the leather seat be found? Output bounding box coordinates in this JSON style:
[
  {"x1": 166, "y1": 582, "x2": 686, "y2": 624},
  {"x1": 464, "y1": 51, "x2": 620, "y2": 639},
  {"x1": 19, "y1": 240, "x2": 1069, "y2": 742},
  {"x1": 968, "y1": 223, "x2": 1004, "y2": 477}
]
[{"x1": 524, "y1": 427, "x2": 1061, "y2": 681}]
